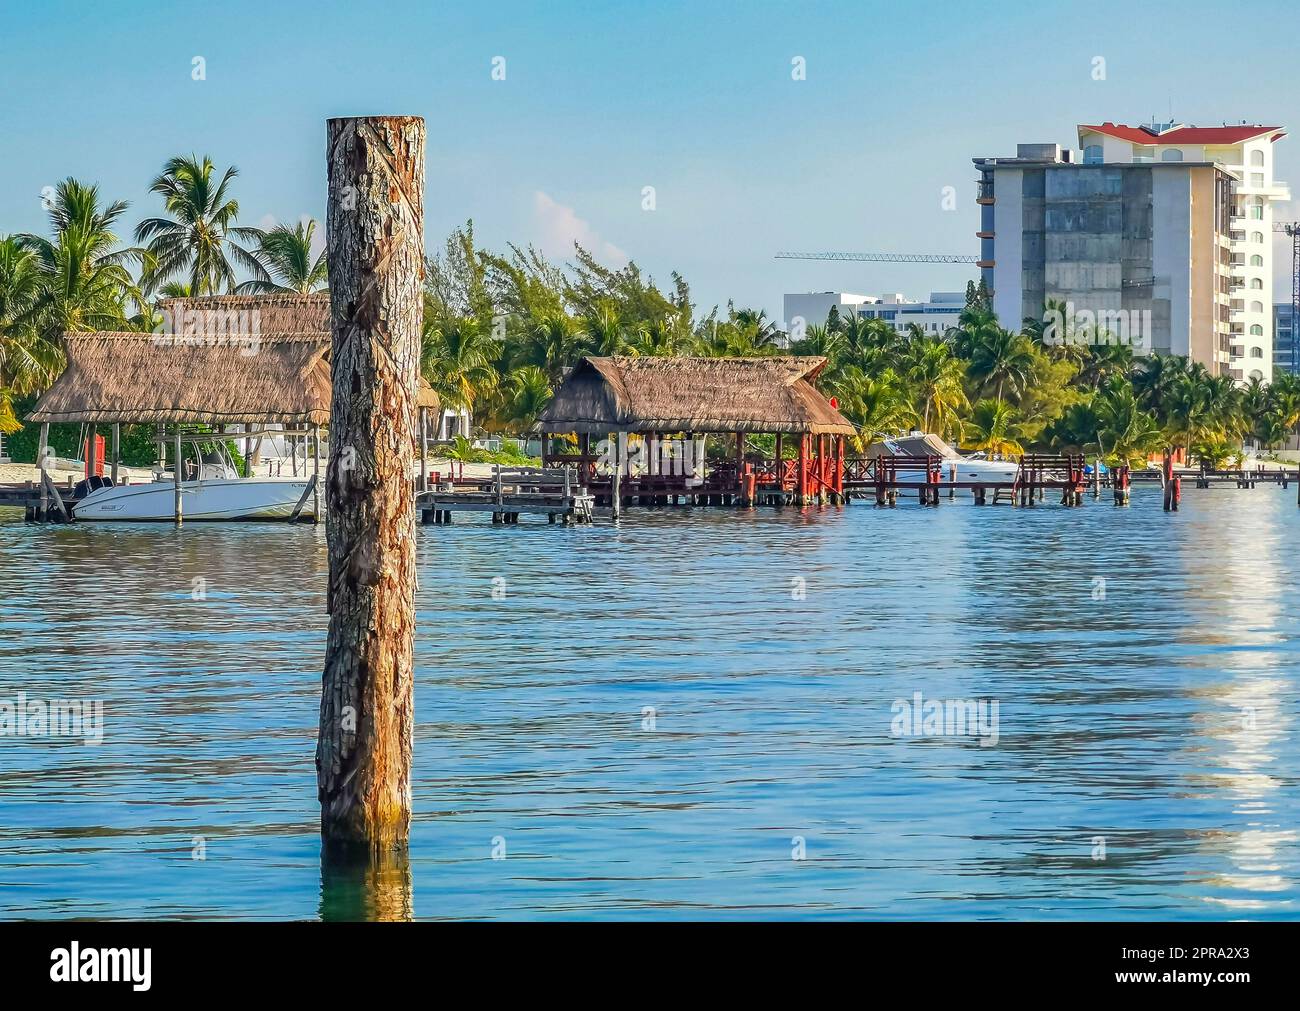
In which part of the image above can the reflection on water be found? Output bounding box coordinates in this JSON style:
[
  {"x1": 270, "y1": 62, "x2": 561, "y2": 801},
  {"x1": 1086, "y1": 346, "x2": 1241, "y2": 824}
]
[
  {"x1": 0, "y1": 486, "x2": 1297, "y2": 920},
  {"x1": 319, "y1": 844, "x2": 413, "y2": 922}
]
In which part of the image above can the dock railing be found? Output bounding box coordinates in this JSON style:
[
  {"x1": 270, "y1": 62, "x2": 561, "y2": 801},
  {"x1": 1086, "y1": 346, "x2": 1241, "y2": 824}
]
[{"x1": 417, "y1": 464, "x2": 594, "y2": 525}]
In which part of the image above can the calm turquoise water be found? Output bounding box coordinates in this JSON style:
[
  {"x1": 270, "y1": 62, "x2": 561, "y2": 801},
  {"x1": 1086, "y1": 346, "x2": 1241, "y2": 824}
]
[{"x1": 1, "y1": 486, "x2": 1298, "y2": 920}]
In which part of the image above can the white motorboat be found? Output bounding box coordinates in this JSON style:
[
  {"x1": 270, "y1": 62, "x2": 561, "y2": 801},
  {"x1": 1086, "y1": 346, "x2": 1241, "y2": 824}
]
[
  {"x1": 75, "y1": 474, "x2": 316, "y2": 521},
  {"x1": 74, "y1": 442, "x2": 318, "y2": 522},
  {"x1": 879, "y1": 433, "x2": 1020, "y2": 484}
]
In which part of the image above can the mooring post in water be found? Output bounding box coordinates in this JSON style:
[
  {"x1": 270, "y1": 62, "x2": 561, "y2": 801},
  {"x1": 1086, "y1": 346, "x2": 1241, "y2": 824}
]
[
  {"x1": 173, "y1": 428, "x2": 183, "y2": 525},
  {"x1": 312, "y1": 423, "x2": 322, "y2": 524},
  {"x1": 318, "y1": 115, "x2": 425, "y2": 851},
  {"x1": 37, "y1": 422, "x2": 49, "y2": 520}
]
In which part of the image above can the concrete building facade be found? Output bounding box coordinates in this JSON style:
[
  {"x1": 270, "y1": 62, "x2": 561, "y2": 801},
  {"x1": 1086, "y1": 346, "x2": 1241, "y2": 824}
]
[
  {"x1": 975, "y1": 123, "x2": 1286, "y2": 381},
  {"x1": 1275, "y1": 303, "x2": 1297, "y2": 375}
]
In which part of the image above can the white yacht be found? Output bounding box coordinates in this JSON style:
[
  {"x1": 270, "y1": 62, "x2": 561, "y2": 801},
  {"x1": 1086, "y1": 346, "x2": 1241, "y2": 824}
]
[
  {"x1": 879, "y1": 433, "x2": 1020, "y2": 484},
  {"x1": 74, "y1": 443, "x2": 317, "y2": 522}
]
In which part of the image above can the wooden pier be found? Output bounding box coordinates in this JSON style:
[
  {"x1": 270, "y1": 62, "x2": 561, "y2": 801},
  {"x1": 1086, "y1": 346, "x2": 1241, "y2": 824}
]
[
  {"x1": 0, "y1": 472, "x2": 96, "y2": 522},
  {"x1": 417, "y1": 465, "x2": 594, "y2": 525}
]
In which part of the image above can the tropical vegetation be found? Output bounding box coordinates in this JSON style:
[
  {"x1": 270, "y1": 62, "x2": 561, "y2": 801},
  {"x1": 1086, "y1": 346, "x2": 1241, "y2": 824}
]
[{"x1": 3, "y1": 162, "x2": 1300, "y2": 468}]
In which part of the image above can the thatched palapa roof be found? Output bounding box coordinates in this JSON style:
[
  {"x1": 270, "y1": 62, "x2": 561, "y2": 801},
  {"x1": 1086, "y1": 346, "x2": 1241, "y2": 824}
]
[
  {"x1": 158, "y1": 292, "x2": 331, "y2": 334},
  {"x1": 27, "y1": 331, "x2": 438, "y2": 426},
  {"x1": 536, "y1": 356, "x2": 855, "y2": 436}
]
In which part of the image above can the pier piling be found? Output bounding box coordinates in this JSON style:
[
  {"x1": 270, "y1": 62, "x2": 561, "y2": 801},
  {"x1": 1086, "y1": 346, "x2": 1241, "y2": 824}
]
[{"x1": 318, "y1": 114, "x2": 424, "y2": 851}]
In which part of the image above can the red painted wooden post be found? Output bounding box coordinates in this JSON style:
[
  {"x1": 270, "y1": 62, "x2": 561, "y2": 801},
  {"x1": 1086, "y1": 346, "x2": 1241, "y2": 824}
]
[
  {"x1": 797, "y1": 434, "x2": 809, "y2": 503},
  {"x1": 735, "y1": 431, "x2": 744, "y2": 496}
]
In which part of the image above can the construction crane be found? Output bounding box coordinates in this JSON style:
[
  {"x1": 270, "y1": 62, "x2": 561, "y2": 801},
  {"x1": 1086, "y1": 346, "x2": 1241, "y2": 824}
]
[
  {"x1": 775, "y1": 251, "x2": 978, "y2": 264},
  {"x1": 1274, "y1": 222, "x2": 1300, "y2": 374}
]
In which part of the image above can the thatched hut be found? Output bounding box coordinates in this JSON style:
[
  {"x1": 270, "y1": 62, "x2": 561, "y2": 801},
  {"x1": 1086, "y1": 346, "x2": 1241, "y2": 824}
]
[
  {"x1": 536, "y1": 356, "x2": 855, "y2": 506},
  {"x1": 28, "y1": 331, "x2": 438, "y2": 427},
  {"x1": 154, "y1": 291, "x2": 469, "y2": 440},
  {"x1": 29, "y1": 332, "x2": 335, "y2": 428},
  {"x1": 158, "y1": 292, "x2": 331, "y2": 334},
  {"x1": 27, "y1": 331, "x2": 439, "y2": 504}
]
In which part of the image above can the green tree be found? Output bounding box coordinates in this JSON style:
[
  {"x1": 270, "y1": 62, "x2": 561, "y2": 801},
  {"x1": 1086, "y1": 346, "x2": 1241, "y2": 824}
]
[
  {"x1": 902, "y1": 338, "x2": 967, "y2": 436},
  {"x1": 964, "y1": 398, "x2": 1022, "y2": 458},
  {"x1": 135, "y1": 155, "x2": 266, "y2": 295},
  {"x1": 828, "y1": 366, "x2": 916, "y2": 449},
  {"x1": 239, "y1": 220, "x2": 328, "y2": 294},
  {"x1": 19, "y1": 179, "x2": 144, "y2": 341},
  {"x1": 421, "y1": 315, "x2": 500, "y2": 414},
  {"x1": 501, "y1": 365, "x2": 553, "y2": 431},
  {"x1": 967, "y1": 326, "x2": 1035, "y2": 402}
]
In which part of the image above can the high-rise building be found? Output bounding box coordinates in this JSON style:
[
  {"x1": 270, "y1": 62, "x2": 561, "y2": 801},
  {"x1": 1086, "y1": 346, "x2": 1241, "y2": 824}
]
[
  {"x1": 974, "y1": 123, "x2": 1287, "y2": 381},
  {"x1": 1274, "y1": 303, "x2": 1297, "y2": 375}
]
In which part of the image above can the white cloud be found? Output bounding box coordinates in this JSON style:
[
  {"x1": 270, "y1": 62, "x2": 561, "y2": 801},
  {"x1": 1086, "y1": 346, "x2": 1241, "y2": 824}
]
[{"x1": 532, "y1": 190, "x2": 627, "y2": 265}]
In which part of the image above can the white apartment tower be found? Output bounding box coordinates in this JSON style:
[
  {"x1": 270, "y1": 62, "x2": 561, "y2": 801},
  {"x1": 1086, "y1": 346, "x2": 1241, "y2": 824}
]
[
  {"x1": 975, "y1": 122, "x2": 1287, "y2": 382},
  {"x1": 1078, "y1": 123, "x2": 1288, "y2": 382}
]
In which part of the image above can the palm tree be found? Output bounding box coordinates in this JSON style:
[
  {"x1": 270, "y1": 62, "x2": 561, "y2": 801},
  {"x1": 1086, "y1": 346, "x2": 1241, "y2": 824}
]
[
  {"x1": 421, "y1": 315, "x2": 500, "y2": 413},
  {"x1": 1131, "y1": 353, "x2": 1188, "y2": 413},
  {"x1": 951, "y1": 303, "x2": 1001, "y2": 358},
  {"x1": 0, "y1": 236, "x2": 58, "y2": 432},
  {"x1": 964, "y1": 398, "x2": 1022, "y2": 458},
  {"x1": 731, "y1": 307, "x2": 778, "y2": 346},
  {"x1": 1048, "y1": 400, "x2": 1102, "y2": 456},
  {"x1": 523, "y1": 311, "x2": 581, "y2": 383},
  {"x1": 691, "y1": 307, "x2": 780, "y2": 357},
  {"x1": 502, "y1": 365, "x2": 553, "y2": 431},
  {"x1": 579, "y1": 301, "x2": 626, "y2": 356},
  {"x1": 1159, "y1": 369, "x2": 1231, "y2": 457},
  {"x1": 18, "y1": 179, "x2": 145, "y2": 341},
  {"x1": 135, "y1": 155, "x2": 267, "y2": 295},
  {"x1": 967, "y1": 327, "x2": 1035, "y2": 402},
  {"x1": 902, "y1": 338, "x2": 968, "y2": 435},
  {"x1": 828, "y1": 366, "x2": 917, "y2": 449},
  {"x1": 789, "y1": 323, "x2": 846, "y2": 367},
  {"x1": 1093, "y1": 378, "x2": 1164, "y2": 467},
  {"x1": 1077, "y1": 342, "x2": 1134, "y2": 389},
  {"x1": 239, "y1": 220, "x2": 327, "y2": 294},
  {"x1": 628, "y1": 313, "x2": 685, "y2": 357}
]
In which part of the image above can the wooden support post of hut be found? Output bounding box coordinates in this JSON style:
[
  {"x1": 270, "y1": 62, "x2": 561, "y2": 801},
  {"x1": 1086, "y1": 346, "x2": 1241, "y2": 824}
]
[
  {"x1": 37, "y1": 423, "x2": 50, "y2": 520},
  {"x1": 312, "y1": 423, "x2": 322, "y2": 523},
  {"x1": 172, "y1": 428, "x2": 183, "y2": 525},
  {"x1": 111, "y1": 422, "x2": 121, "y2": 485},
  {"x1": 797, "y1": 434, "x2": 810, "y2": 505},
  {"x1": 735, "y1": 431, "x2": 745, "y2": 505},
  {"x1": 318, "y1": 114, "x2": 424, "y2": 851},
  {"x1": 610, "y1": 431, "x2": 622, "y2": 519},
  {"x1": 418, "y1": 408, "x2": 429, "y2": 493}
]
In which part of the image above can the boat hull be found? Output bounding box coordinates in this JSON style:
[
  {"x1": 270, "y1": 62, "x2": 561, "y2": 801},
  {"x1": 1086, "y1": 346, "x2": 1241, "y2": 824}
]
[
  {"x1": 74, "y1": 478, "x2": 316, "y2": 521},
  {"x1": 892, "y1": 461, "x2": 1020, "y2": 484}
]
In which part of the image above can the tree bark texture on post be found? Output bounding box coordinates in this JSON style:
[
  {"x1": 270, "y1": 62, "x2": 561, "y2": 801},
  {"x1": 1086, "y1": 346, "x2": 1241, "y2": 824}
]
[{"x1": 318, "y1": 115, "x2": 425, "y2": 850}]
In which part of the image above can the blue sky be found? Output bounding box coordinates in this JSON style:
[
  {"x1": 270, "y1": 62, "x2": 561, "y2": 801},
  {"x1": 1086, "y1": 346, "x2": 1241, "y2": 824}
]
[{"x1": 3, "y1": 0, "x2": 1298, "y2": 317}]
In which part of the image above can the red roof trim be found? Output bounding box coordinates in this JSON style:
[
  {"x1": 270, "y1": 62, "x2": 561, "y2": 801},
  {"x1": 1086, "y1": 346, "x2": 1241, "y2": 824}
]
[{"x1": 1079, "y1": 122, "x2": 1285, "y2": 145}]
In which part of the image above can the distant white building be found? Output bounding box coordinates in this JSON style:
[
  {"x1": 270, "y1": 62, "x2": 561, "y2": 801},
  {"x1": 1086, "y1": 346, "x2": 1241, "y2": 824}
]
[{"x1": 782, "y1": 291, "x2": 968, "y2": 344}]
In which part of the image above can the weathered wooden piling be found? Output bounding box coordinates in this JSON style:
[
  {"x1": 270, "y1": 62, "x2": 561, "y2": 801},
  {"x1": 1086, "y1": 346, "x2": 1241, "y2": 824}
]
[
  {"x1": 1113, "y1": 464, "x2": 1131, "y2": 506},
  {"x1": 317, "y1": 115, "x2": 425, "y2": 850},
  {"x1": 173, "y1": 428, "x2": 183, "y2": 525},
  {"x1": 37, "y1": 423, "x2": 49, "y2": 521},
  {"x1": 1161, "y1": 450, "x2": 1179, "y2": 512}
]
